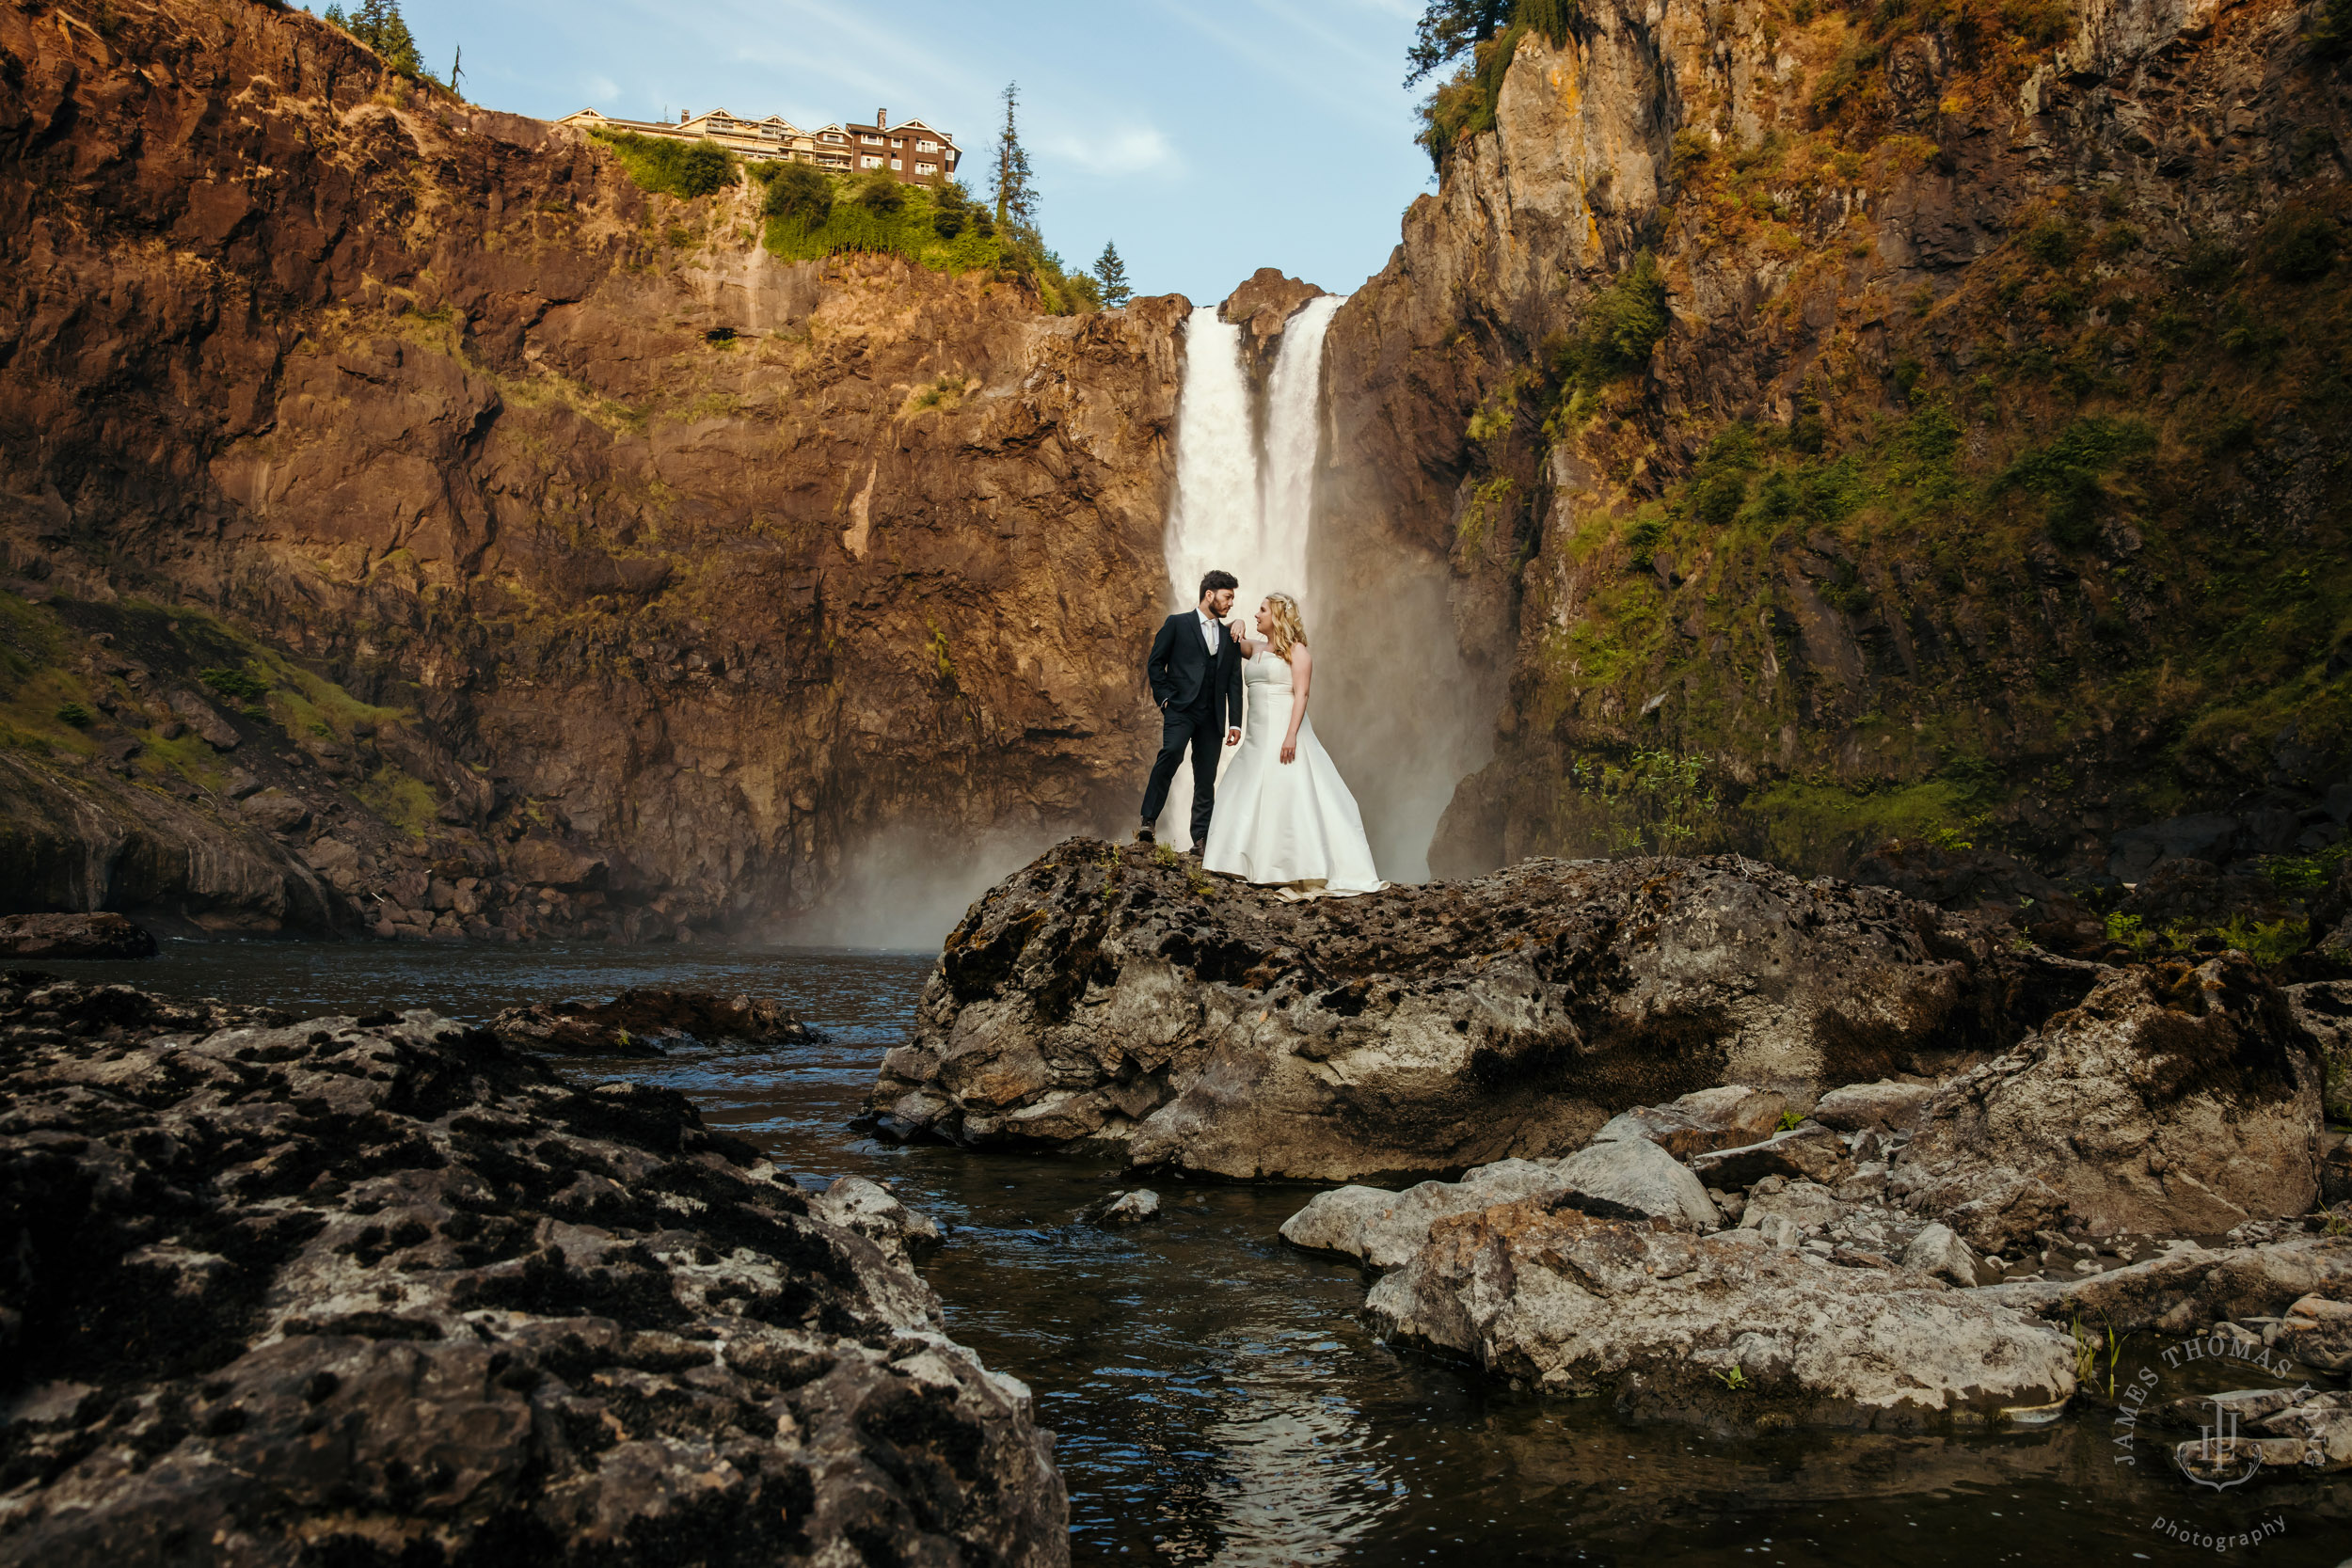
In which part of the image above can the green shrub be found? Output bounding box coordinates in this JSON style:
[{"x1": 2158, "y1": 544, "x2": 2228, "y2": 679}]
[
  {"x1": 594, "y1": 130, "x2": 737, "y2": 199},
  {"x1": 2260, "y1": 212, "x2": 2337, "y2": 282},
  {"x1": 2181, "y1": 233, "x2": 2241, "y2": 288},
  {"x1": 1549, "y1": 250, "x2": 1669, "y2": 392},
  {"x1": 200, "y1": 667, "x2": 271, "y2": 703},
  {"x1": 854, "y1": 167, "x2": 906, "y2": 214},
  {"x1": 1995, "y1": 417, "x2": 2155, "y2": 547},
  {"x1": 55, "y1": 702, "x2": 91, "y2": 727},
  {"x1": 760, "y1": 162, "x2": 833, "y2": 225},
  {"x1": 2313, "y1": 0, "x2": 2352, "y2": 60},
  {"x1": 2022, "y1": 218, "x2": 2079, "y2": 267},
  {"x1": 1416, "y1": 24, "x2": 1525, "y2": 169}
]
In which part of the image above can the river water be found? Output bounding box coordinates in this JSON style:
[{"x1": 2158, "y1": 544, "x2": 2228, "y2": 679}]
[{"x1": 34, "y1": 942, "x2": 2352, "y2": 1566}]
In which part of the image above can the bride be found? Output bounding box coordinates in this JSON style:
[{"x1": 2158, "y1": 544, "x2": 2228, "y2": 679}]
[{"x1": 1200, "y1": 593, "x2": 1383, "y2": 895}]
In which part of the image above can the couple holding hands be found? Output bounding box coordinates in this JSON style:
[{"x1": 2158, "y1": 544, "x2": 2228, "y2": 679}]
[{"x1": 1136, "y1": 570, "x2": 1381, "y2": 897}]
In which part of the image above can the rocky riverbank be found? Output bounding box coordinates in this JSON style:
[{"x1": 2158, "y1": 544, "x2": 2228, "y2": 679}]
[
  {"x1": 0, "y1": 972, "x2": 1066, "y2": 1566},
  {"x1": 1279, "y1": 954, "x2": 2349, "y2": 1447},
  {"x1": 869, "y1": 840, "x2": 2099, "y2": 1180}
]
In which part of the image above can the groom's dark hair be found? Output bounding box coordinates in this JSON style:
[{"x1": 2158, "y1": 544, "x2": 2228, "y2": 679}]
[{"x1": 1198, "y1": 569, "x2": 1238, "y2": 600}]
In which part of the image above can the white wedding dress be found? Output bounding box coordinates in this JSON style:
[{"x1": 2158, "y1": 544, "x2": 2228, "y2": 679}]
[{"x1": 1201, "y1": 646, "x2": 1383, "y2": 895}]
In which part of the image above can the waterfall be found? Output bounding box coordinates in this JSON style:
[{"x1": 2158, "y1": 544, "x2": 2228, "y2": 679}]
[
  {"x1": 1257, "y1": 295, "x2": 1343, "y2": 602},
  {"x1": 1154, "y1": 297, "x2": 1344, "y2": 852}
]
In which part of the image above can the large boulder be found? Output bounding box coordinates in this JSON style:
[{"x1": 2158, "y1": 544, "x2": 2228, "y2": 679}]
[
  {"x1": 0, "y1": 976, "x2": 1064, "y2": 1567},
  {"x1": 1362, "y1": 1198, "x2": 2077, "y2": 1431},
  {"x1": 1279, "y1": 1160, "x2": 1571, "y2": 1269},
  {"x1": 1896, "y1": 958, "x2": 2325, "y2": 1238},
  {"x1": 872, "y1": 842, "x2": 2082, "y2": 1180},
  {"x1": 0, "y1": 912, "x2": 157, "y2": 958}
]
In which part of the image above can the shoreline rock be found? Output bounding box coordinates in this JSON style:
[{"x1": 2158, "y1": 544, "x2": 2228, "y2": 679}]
[
  {"x1": 0, "y1": 912, "x2": 158, "y2": 959},
  {"x1": 872, "y1": 842, "x2": 2096, "y2": 1180},
  {"x1": 0, "y1": 975, "x2": 1064, "y2": 1566},
  {"x1": 1361, "y1": 1198, "x2": 2077, "y2": 1432},
  {"x1": 490, "y1": 989, "x2": 824, "y2": 1056}
]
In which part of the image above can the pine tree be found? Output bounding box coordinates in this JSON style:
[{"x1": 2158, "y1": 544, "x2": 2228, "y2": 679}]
[
  {"x1": 1093, "y1": 241, "x2": 1132, "y2": 308},
  {"x1": 347, "y1": 0, "x2": 423, "y2": 77},
  {"x1": 991, "y1": 81, "x2": 1037, "y2": 237}
]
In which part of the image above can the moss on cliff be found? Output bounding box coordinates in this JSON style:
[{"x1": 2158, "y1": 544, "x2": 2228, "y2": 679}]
[{"x1": 1411, "y1": 0, "x2": 2352, "y2": 879}]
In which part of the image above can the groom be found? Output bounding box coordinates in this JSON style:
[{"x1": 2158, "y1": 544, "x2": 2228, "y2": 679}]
[{"x1": 1138, "y1": 569, "x2": 1244, "y2": 847}]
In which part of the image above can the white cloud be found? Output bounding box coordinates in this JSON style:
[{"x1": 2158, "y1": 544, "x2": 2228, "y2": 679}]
[
  {"x1": 582, "y1": 73, "x2": 620, "y2": 105},
  {"x1": 1042, "y1": 124, "x2": 1181, "y2": 179}
]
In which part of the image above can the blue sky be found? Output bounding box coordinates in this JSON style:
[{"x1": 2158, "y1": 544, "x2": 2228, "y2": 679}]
[{"x1": 389, "y1": 0, "x2": 1438, "y2": 304}]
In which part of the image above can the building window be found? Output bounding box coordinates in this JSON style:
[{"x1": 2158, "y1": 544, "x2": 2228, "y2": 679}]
[
  {"x1": 914, "y1": 162, "x2": 938, "y2": 175},
  {"x1": 889, "y1": 158, "x2": 901, "y2": 170},
  {"x1": 861, "y1": 134, "x2": 884, "y2": 145},
  {"x1": 863, "y1": 155, "x2": 884, "y2": 168},
  {"x1": 917, "y1": 139, "x2": 939, "y2": 152},
  {"x1": 822, "y1": 133, "x2": 846, "y2": 143}
]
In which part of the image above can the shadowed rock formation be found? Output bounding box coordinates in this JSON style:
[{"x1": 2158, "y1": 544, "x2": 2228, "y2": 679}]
[{"x1": 0, "y1": 974, "x2": 1065, "y2": 1566}]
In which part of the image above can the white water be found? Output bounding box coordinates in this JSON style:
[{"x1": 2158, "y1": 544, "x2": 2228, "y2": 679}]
[{"x1": 1154, "y1": 297, "x2": 1343, "y2": 851}]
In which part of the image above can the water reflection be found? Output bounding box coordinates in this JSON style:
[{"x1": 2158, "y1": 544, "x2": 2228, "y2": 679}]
[{"x1": 35, "y1": 942, "x2": 2352, "y2": 1565}]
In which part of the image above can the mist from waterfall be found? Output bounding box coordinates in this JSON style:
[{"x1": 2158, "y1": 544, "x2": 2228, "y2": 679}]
[{"x1": 1154, "y1": 296, "x2": 1344, "y2": 853}]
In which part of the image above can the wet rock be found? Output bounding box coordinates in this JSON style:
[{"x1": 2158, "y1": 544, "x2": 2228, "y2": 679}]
[
  {"x1": 0, "y1": 977, "x2": 1063, "y2": 1566},
  {"x1": 1550, "y1": 1136, "x2": 1718, "y2": 1231},
  {"x1": 1591, "y1": 1085, "x2": 1787, "y2": 1158},
  {"x1": 1279, "y1": 1160, "x2": 1570, "y2": 1269},
  {"x1": 1896, "y1": 958, "x2": 2325, "y2": 1238},
  {"x1": 1810, "y1": 1079, "x2": 1939, "y2": 1134},
  {"x1": 1900, "y1": 1223, "x2": 1981, "y2": 1289},
  {"x1": 2280, "y1": 1291, "x2": 2352, "y2": 1373},
  {"x1": 1982, "y1": 1235, "x2": 2352, "y2": 1338},
  {"x1": 808, "y1": 1175, "x2": 944, "y2": 1269},
  {"x1": 877, "y1": 844, "x2": 2070, "y2": 1181},
  {"x1": 1082, "y1": 1190, "x2": 1162, "y2": 1227},
  {"x1": 0, "y1": 913, "x2": 157, "y2": 959},
  {"x1": 492, "y1": 990, "x2": 823, "y2": 1057},
  {"x1": 1363, "y1": 1199, "x2": 2076, "y2": 1431}
]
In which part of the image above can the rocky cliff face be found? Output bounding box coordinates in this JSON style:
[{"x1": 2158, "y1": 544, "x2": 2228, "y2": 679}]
[
  {"x1": 0, "y1": 0, "x2": 1186, "y2": 939},
  {"x1": 1317, "y1": 0, "x2": 2352, "y2": 893}
]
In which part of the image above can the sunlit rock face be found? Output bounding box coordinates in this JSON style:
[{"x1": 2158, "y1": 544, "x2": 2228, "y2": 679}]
[
  {"x1": 0, "y1": 0, "x2": 1186, "y2": 938},
  {"x1": 1313, "y1": 0, "x2": 2352, "y2": 885},
  {"x1": 868, "y1": 839, "x2": 2093, "y2": 1181}
]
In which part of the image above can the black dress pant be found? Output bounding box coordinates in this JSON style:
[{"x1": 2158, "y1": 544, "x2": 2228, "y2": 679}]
[{"x1": 1140, "y1": 699, "x2": 1221, "y2": 842}]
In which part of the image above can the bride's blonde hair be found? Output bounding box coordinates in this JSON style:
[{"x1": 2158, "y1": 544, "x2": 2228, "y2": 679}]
[{"x1": 1261, "y1": 593, "x2": 1306, "y2": 660}]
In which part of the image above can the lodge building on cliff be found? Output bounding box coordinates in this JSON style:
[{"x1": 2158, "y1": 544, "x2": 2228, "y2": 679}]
[{"x1": 555, "y1": 104, "x2": 961, "y2": 187}]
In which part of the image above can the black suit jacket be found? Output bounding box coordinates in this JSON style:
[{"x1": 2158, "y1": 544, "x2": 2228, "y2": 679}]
[{"x1": 1148, "y1": 611, "x2": 1244, "y2": 732}]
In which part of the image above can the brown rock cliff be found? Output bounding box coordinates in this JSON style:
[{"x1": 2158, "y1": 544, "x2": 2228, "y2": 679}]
[{"x1": 0, "y1": 0, "x2": 1190, "y2": 939}]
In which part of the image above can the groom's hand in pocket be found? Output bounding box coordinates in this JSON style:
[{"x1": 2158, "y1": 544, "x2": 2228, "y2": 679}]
[{"x1": 1226, "y1": 727, "x2": 1241, "y2": 747}]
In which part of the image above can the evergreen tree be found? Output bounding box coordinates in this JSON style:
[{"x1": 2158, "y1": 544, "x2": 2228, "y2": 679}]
[
  {"x1": 991, "y1": 81, "x2": 1037, "y2": 236},
  {"x1": 322, "y1": 2, "x2": 349, "y2": 27},
  {"x1": 1092, "y1": 240, "x2": 1132, "y2": 308},
  {"x1": 1405, "y1": 0, "x2": 1514, "y2": 85},
  {"x1": 346, "y1": 0, "x2": 423, "y2": 77}
]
